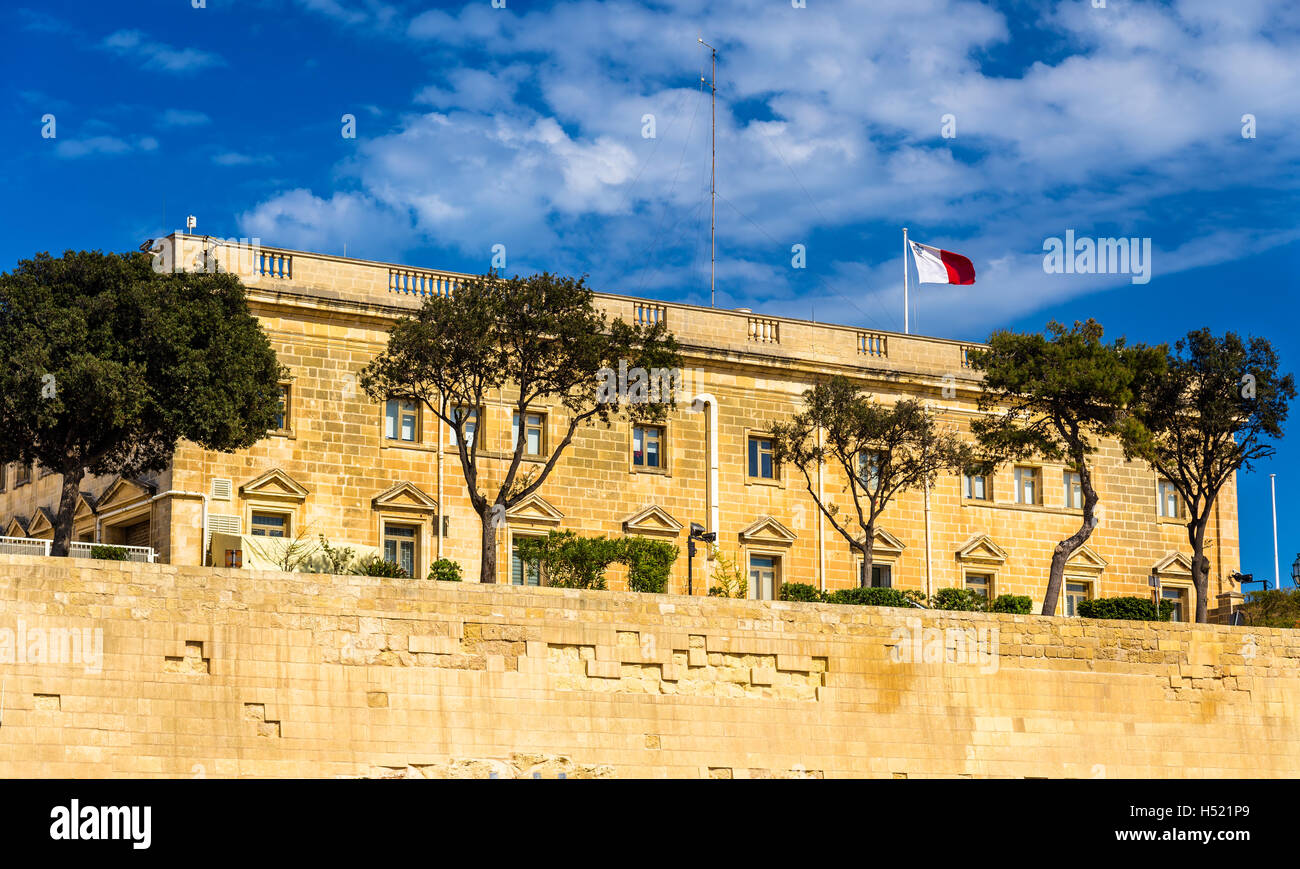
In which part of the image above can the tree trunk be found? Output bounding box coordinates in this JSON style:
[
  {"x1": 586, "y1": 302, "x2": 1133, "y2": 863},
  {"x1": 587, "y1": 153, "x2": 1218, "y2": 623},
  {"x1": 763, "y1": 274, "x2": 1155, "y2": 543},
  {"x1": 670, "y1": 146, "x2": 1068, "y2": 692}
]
[
  {"x1": 1041, "y1": 468, "x2": 1099, "y2": 616},
  {"x1": 1189, "y1": 519, "x2": 1211, "y2": 623},
  {"x1": 50, "y1": 467, "x2": 85, "y2": 558},
  {"x1": 478, "y1": 506, "x2": 500, "y2": 584},
  {"x1": 859, "y1": 521, "x2": 874, "y2": 588}
]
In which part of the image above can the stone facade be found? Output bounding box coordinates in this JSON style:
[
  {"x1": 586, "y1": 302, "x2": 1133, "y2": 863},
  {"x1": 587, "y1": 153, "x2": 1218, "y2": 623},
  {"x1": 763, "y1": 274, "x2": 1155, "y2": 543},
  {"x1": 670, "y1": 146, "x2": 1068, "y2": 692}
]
[
  {"x1": 0, "y1": 234, "x2": 1241, "y2": 617},
  {"x1": 0, "y1": 555, "x2": 1294, "y2": 778}
]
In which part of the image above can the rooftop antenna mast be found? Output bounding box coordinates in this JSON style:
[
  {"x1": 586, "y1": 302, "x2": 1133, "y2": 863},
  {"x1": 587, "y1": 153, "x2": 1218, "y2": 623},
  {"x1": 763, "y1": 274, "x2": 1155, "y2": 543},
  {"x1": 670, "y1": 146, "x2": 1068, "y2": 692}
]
[{"x1": 699, "y1": 36, "x2": 718, "y2": 307}]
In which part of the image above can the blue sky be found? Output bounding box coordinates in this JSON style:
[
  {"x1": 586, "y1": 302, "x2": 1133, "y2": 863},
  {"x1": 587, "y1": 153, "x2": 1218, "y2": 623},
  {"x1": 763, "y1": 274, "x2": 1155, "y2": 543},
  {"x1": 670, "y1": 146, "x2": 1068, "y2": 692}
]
[{"x1": 2, "y1": 0, "x2": 1298, "y2": 585}]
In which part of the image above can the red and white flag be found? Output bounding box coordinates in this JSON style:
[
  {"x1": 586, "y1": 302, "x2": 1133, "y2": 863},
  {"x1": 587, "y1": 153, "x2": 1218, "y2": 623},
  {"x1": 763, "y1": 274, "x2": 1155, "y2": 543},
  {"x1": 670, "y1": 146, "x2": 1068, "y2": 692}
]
[{"x1": 908, "y1": 240, "x2": 976, "y2": 285}]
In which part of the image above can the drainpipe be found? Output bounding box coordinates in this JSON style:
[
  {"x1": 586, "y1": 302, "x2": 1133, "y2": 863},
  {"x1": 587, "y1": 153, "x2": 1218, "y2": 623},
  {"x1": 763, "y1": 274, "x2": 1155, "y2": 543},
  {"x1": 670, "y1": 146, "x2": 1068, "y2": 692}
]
[
  {"x1": 691, "y1": 393, "x2": 720, "y2": 594},
  {"x1": 816, "y1": 425, "x2": 826, "y2": 593},
  {"x1": 437, "y1": 404, "x2": 444, "y2": 560},
  {"x1": 923, "y1": 480, "x2": 933, "y2": 598}
]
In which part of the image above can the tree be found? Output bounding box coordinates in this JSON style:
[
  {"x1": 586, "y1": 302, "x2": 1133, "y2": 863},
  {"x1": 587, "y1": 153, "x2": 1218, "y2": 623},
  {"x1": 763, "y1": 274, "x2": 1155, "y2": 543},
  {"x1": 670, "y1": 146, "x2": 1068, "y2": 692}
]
[
  {"x1": 969, "y1": 320, "x2": 1165, "y2": 616},
  {"x1": 0, "y1": 250, "x2": 283, "y2": 556},
  {"x1": 359, "y1": 272, "x2": 680, "y2": 584},
  {"x1": 1126, "y1": 330, "x2": 1294, "y2": 622},
  {"x1": 771, "y1": 376, "x2": 971, "y2": 587}
]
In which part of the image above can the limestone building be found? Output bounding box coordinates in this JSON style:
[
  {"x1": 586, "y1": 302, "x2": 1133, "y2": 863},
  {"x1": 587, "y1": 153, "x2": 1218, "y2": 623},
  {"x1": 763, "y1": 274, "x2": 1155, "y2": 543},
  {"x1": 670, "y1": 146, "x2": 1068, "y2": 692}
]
[{"x1": 0, "y1": 234, "x2": 1242, "y2": 618}]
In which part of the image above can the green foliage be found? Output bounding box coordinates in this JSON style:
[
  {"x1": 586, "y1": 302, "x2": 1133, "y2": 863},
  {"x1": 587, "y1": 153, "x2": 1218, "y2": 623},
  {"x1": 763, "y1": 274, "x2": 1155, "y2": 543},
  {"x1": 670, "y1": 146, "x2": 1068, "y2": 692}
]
[
  {"x1": 770, "y1": 375, "x2": 972, "y2": 585},
  {"x1": 929, "y1": 587, "x2": 986, "y2": 611},
  {"x1": 824, "y1": 586, "x2": 926, "y2": 609},
  {"x1": 358, "y1": 271, "x2": 682, "y2": 584},
  {"x1": 778, "y1": 582, "x2": 824, "y2": 602},
  {"x1": 1076, "y1": 596, "x2": 1173, "y2": 622},
  {"x1": 316, "y1": 535, "x2": 357, "y2": 575},
  {"x1": 620, "y1": 536, "x2": 677, "y2": 593},
  {"x1": 0, "y1": 250, "x2": 284, "y2": 555},
  {"x1": 707, "y1": 548, "x2": 748, "y2": 599},
  {"x1": 1238, "y1": 588, "x2": 1300, "y2": 629},
  {"x1": 427, "y1": 558, "x2": 464, "y2": 582},
  {"x1": 990, "y1": 594, "x2": 1033, "y2": 614},
  {"x1": 89, "y1": 544, "x2": 128, "y2": 561},
  {"x1": 1125, "y1": 329, "x2": 1295, "y2": 621},
  {"x1": 514, "y1": 531, "x2": 616, "y2": 589},
  {"x1": 513, "y1": 531, "x2": 678, "y2": 592},
  {"x1": 353, "y1": 555, "x2": 409, "y2": 579},
  {"x1": 970, "y1": 320, "x2": 1165, "y2": 615}
]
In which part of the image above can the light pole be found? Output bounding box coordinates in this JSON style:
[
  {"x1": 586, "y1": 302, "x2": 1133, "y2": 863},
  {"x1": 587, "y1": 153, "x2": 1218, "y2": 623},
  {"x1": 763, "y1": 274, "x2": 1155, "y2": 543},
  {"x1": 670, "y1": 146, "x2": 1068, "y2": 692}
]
[
  {"x1": 1271, "y1": 474, "x2": 1279, "y2": 589},
  {"x1": 687, "y1": 522, "x2": 716, "y2": 596},
  {"x1": 1291, "y1": 553, "x2": 1300, "y2": 588}
]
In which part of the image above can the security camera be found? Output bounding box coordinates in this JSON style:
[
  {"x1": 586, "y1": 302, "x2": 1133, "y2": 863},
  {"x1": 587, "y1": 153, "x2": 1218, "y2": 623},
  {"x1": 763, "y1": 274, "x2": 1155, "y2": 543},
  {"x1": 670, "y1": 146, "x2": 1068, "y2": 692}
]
[{"x1": 690, "y1": 522, "x2": 705, "y2": 536}]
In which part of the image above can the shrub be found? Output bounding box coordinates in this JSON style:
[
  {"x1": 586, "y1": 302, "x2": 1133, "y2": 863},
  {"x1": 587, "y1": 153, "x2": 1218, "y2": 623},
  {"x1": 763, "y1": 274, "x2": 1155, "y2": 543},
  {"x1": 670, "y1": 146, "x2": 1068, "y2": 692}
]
[
  {"x1": 354, "y1": 555, "x2": 409, "y2": 579},
  {"x1": 1076, "y1": 596, "x2": 1173, "y2": 622},
  {"x1": 317, "y1": 535, "x2": 356, "y2": 574},
  {"x1": 1238, "y1": 588, "x2": 1300, "y2": 629},
  {"x1": 990, "y1": 594, "x2": 1033, "y2": 614},
  {"x1": 824, "y1": 586, "x2": 925, "y2": 609},
  {"x1": 930, "y1": 587, "x2": 986, "y2": 611},
  {"x1": 90, "y1": 544, "x2": 128, "y2": 561},
  {"x1": 622, "y1": 537, "x2": 677, "y2": 594},
  {"x1": 707, "y1": 548, "x2": 747, "y2": 598},
  {"x1": 427, "y1": 558, "x2": 463, "y2": 582},
  {"x1": 778, "y1": 582, "x2": 823, "y2": 603}
]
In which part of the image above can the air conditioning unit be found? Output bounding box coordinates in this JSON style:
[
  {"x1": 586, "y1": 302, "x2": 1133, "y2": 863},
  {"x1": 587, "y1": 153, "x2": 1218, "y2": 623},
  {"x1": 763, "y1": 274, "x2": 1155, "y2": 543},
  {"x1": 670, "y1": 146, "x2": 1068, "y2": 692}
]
[
  {"x1": 208, "y1": 513, "x2": 241, "y2": 540},
  {"x1": 211, "y1": 478, "x2": 233, "y2": 501}
]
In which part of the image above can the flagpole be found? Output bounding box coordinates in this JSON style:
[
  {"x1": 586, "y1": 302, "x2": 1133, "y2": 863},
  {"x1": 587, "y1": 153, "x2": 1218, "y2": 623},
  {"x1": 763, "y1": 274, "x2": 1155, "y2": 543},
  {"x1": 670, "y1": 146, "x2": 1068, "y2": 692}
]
[{"x1": 903, "y1": 227, "x2": 910, "y2": 335}]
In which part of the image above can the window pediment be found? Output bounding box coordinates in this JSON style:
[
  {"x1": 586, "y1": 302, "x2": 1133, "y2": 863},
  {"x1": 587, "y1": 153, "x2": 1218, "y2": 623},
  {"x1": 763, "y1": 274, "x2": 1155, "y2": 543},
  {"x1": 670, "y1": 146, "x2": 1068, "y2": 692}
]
[
  {"x1": 506, "y1": 493, "x2": 564, "y2": 526},
  {"x1": 240, "y1": 468, "x2": 309, "y2": 503},
  {"x1": 739, "y1": 515, "x2": 797, "y2": 545},
  {"x1": 372, "y1": 481, "x2": 438, "y2": 513},
  {"x1": 622, "y1": 504, "x2": 682, "y2": 538}
]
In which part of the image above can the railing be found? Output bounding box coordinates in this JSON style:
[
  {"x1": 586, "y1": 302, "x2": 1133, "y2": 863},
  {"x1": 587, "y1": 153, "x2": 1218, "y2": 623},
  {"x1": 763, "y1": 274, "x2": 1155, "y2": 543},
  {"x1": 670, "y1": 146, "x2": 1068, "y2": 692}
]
[
  {"x1": 0, "y1": 537, "x2": 155, "y2": 562},
  {"x1": 960, "y1": 346, "x2": 975, "y2": 368},
  {"x1": 747, "y1": 316, "x2": 780, "y2": 344},
  {"x1": 257, "y1": 252, "x2": 293, "y2": 279},
  {"x1": 857, "y1": 332, "x2": 888, "y2": 358},
  {"x1": 634, "y1": 302, "x2": 667, "y2": 328},
  {"x1": 0, "y1": 536, "x2": 51, "y2": 556},
  {"x1": 69, "y1": 542, "x2": 156, "y2": 563},
  {"x1": 389, "y1": 268, "x2": 459, "y2": 298}
]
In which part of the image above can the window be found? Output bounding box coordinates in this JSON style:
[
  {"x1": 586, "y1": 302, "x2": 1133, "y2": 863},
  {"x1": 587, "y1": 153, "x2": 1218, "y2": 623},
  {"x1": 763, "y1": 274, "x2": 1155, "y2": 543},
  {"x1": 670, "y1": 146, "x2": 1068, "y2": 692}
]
[
  {"x1": 449, "y1": 406, "x2": 479, "y2": 449},
  {"x1": 15, "y1": 464, "x2": 31, "y2": 487},
  {"x1": 1064, "y1": 581, "x2": 1090, "y2": 617},
  {"x1": 749, "y1": 554, "x2": 778, "y2": 600},
  {"x1": 1158, "y1": 479, "x2": 1181, "y2": 518},
  {"x1": 1014, "y1": 466, "x2": 1039, "y2": 505},
  {"x1": 1063, "y1": 471, "x2": 1083, "y2": 509},
  {"x1": 965, "y1": 572, "x2": 992, "y2": 600},
  {"x1": 748, "y1": 436, "x2": 775, "y2": 479},
  {"x1": 274, "y1": 384, "x2": 291, "y2": 431},
  {"x1": 512, "y1": 411, "x2": 545, "y2": 457},
  {"x1": 511, "y1": 537, "x2": 541, "y2": 586},
  {"x1": 858, "y1": 451, "x2": 882, "y2": 493},
  {"x1": 633, "y1": 425, "x2": 664, "y2": 469},
  {"x1": 0, "y1": 466, "x2": 6, "y2": 493},
  {"x1": 1162, "y1": 586, "x2": 1189, "y2": 622},
  {"x1": 859, "y1": 561, "x2": 892, "y2": 588},
  {"x1": 383, "y1": 523, "x2": 419, "y2": 577},
  {"x1": 385, "y1": 399, "x2": 419, "y2": 442},
  {"x1": 963, "y1": 468, "x2": 991, "y2": 501},
  {"x1": 250, "y1": 511, "x2": 288, "y2": 538}
]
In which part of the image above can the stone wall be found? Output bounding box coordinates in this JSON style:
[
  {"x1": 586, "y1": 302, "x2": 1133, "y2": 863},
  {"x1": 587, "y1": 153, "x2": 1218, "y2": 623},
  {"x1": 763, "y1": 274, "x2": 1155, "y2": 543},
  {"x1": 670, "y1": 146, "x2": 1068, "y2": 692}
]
[{"x1": 0, "y1": 555, "x2": 1294, "y2": 778}]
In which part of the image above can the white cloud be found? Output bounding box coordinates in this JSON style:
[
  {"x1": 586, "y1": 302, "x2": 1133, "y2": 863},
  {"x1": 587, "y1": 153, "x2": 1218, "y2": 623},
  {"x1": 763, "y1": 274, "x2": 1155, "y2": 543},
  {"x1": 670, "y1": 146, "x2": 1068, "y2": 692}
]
[
  {"x1": 238, "y1": 0, "x2": 1300, "y2": 330},
  {"x1": 101, "y1": 29, "x2": 224, "y2": 74},
  {"x1": 160, "y1": 109, "x2": 212, "y2": 128}
]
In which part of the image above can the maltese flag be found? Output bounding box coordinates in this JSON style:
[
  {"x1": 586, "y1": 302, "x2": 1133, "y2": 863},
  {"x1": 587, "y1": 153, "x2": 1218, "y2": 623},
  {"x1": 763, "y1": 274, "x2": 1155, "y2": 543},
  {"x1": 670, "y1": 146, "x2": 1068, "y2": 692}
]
[{"x1": 908, "y1": 240, "x2": 976, "y2": 285}]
